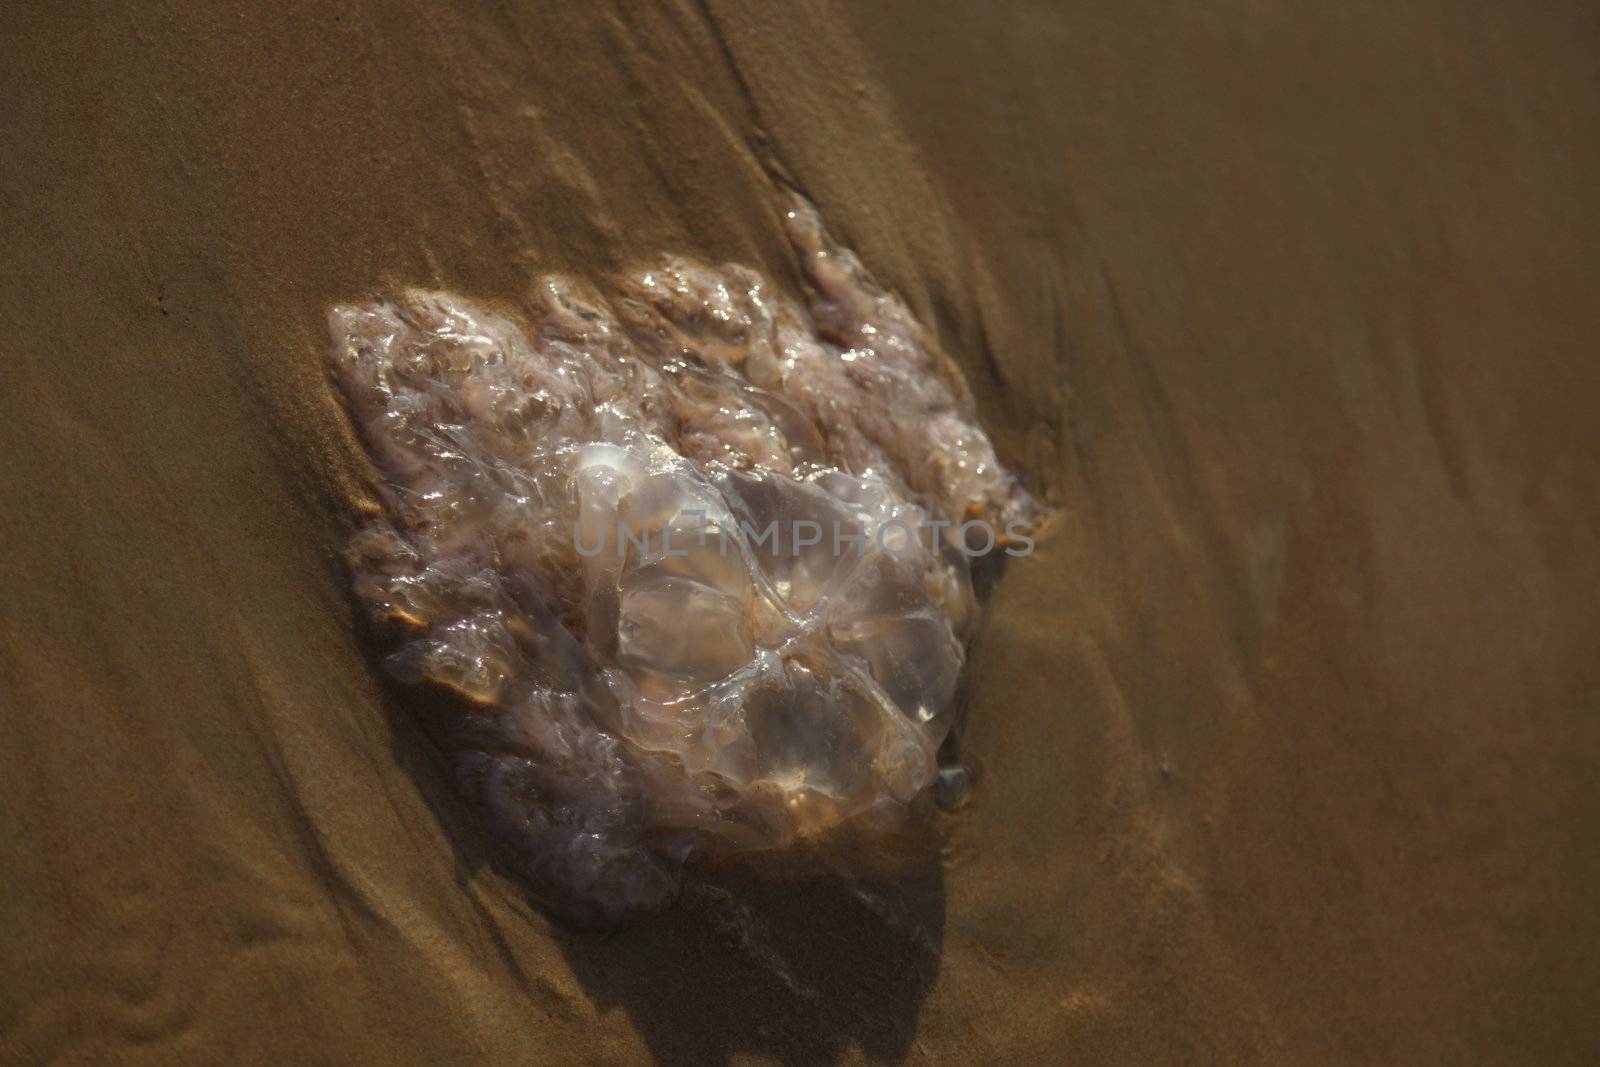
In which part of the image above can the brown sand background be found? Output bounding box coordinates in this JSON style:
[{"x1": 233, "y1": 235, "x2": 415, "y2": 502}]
[{"x1": 3, "y1": 2, "x2": 1599, "y2": 1062}]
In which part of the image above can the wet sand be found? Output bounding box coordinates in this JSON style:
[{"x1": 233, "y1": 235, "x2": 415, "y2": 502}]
[{"x1": 3, "y1": 2, "x2": 1598, "y2": 1062}]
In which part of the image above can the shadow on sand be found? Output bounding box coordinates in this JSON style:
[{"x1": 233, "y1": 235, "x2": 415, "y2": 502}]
[{"x1": 555, "y1": 847, "x2": 944, "y2": 1066}]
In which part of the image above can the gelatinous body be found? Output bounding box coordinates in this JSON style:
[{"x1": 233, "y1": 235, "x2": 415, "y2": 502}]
[{"x1": 328, "y1": 198, "x2": 1039, "y2": 925}]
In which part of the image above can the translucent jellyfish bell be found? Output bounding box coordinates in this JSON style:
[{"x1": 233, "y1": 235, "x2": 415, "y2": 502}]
[{"x1": 328, "y1": 196, "x2": 1040, "y2": 925}]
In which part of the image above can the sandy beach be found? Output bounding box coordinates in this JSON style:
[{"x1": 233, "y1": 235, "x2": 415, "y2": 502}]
[{"x1": 3, "y1": 2, "x2": 1598, "y2": 1062}]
